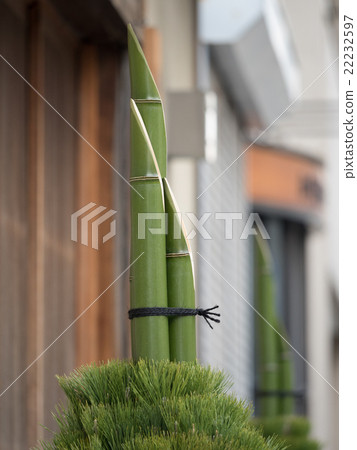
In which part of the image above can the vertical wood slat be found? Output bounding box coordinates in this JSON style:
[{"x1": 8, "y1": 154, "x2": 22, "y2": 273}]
[
  {"x1": 26, "y1": 1, "x2": 45, "y2": 444},
  {"x1": 113, "y1": 51, "x2": 132, "y2": 360},
  {"x1": 143, "y1": 27, "x2": 163, "y2": 92},
  {"x1": 76, "y1": 44, "x2": 117, "y2": 365},
  {"x1": 41, "y1": 1, "x2": 77, "y2": 440},
  {"x1": 98, "y1": 46, "x2": 116, "y2": 361},
  {"x1": 0, "y1": 1, "x2": 27, "y2": 448},
  {"x1": 76, "y1": 45, "x2": 101, "y2": 366}
]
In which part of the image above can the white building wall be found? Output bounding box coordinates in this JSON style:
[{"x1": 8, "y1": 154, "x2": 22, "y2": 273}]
[
  {"x1": 263, "y1": 1, "x2": 339, "y2": 448},
  {"x1": 143, "y1": 3, "x2": 338, "y2": 447},
  {"x1": 145, "y1": 0, "x2": 254, "y2": 402},
  {"x1": 196, "y1": 78, "x2": 254, "y2": 401},
  {"x1": 145, "y1": 0, "x2": 198, "y2": 260}
]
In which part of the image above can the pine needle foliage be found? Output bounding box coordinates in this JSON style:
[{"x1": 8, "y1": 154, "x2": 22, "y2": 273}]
[{"x1": 37, "y1": 360, "x2": 286, "y2": 449}]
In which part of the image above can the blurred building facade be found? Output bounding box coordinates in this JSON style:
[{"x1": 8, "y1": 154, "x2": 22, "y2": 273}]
[
  {"x1": 146, "y1": 0, "x2": 338, "y2": 448},
  {"x1": 0, "y1": 0, "x2": 338, "y2": 448}
]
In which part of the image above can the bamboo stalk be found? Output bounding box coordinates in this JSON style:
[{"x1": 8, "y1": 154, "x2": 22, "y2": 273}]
[
  {"x1": 163, "y1": 178, "x2": 196, "y2": 362},
  {"x1": 128, "y1": 24, "x2": 167, "y2": 177},
  {"x1": 275, "y1": 320, "x2": 294, "y2": 415},
  {"x1": 255, "y1": 235, "x2": 279, "y2": 416},
  {"x1": 129, "y1": 99, "x2": 169, "y2": 361}
]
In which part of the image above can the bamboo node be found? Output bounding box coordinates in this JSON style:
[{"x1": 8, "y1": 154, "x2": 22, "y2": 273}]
[
  {"x1": 166, "y1": 252, "x2": 190, "y2": 258},
  {"x1": 129, "y1": 176, "x2": 160, "y2": 183},
  {"x1": 134, "y1": 99, "x2": 162, "y2": 104}
]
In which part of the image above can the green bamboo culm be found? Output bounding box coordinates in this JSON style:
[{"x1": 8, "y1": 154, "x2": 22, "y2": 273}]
[
  {"x1": 253, "y1": 237, "x2": 320, "y2": 449},
  {"x1": 128, "y1": 24, "x2": 167, "y2": 177},
  {"x1": 129, "y1": 100, "x2": 169, "y2": 360},
  {"x1": 255, "y1": 235, "x2": 279, "y2": 416},
  {"x1": 252, "y1": 415, "x2": 321, "y2": 450},
  {"x1": 163, "y1": 178, "x2": 196, "y2": 361},
  {"x1": 275, "y1": 320, "x2": 294, "y2": 415},
  {"x1": 128, "y1": 24, "x2": 197, "y2": 362}
]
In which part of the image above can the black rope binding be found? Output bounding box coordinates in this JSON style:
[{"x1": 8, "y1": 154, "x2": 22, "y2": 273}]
[{"x1": 128, "y1": 305, "x2": 220, "y2": 329}]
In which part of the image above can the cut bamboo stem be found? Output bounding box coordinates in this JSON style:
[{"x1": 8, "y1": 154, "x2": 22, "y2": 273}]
[
  {"x1": 255, "y1": 235, "x2": 279, "y2": 416},
  {"x1": 163, "y1": 178, "x2": 196, "y2": 362},
  {"x1": 128, "y1": 24, "x2": 197, "y2": 363},
  {"x1": 129, "y1": 100, "x2": 169, "y2": 361},
  {"x1": 128, "y1": 24, "x2": 167, "y2": 177},
  {"x1": 275, "y1": 320, "x2": 294, "y2": 415}
]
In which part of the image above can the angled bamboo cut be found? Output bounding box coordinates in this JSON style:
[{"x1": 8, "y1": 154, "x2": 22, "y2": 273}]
[
  {"x1": 163, "y1": 178, "x2": 196, "y2": 361},
  {"x1": 129, "y1": 100, "x2": 169, "y2": 361},
  {"x1": 128, "y1": 24, "x2": 167, "y2": 177},
  {"x1": 128, "y1": 25, "x2": 197, "y2": 362}
]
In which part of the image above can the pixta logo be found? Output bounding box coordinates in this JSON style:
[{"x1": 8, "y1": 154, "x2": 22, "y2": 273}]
[
  {"x1": 71, "y1": 202, "x2": 117, "y2": 250},
  {"x1": 137, "y1": 212, "x2": 270, "y2": 240}
]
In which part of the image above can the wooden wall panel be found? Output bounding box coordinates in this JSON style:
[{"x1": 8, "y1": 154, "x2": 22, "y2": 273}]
[
  {"x1": 0, "y1": 0, "x2": 131, "y2": 446},
  {"x1": 97, "y1": 47, "x2": 117, "y2": 361},
  {"x1": 26, "y1": 2, "x2": 46, "y2": 443},
  {"x1": 41, "y1": 3, "x2": 78, "y2": 441},
  {"x1": 0, "y1": 1, "x2": 28, "y2": 448},
  {"x1": 112, "y1": 51, "x2": 131, "y2": 359},
  {"x1": 76, "y1": 45, "x2": 102, "y2": 366},
  {"x1": 76, "y1": 44, "x2": 119, "y2": 366},
  {"x1": 143, "y1": 27, "x2": 162, "y2": 91}
]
